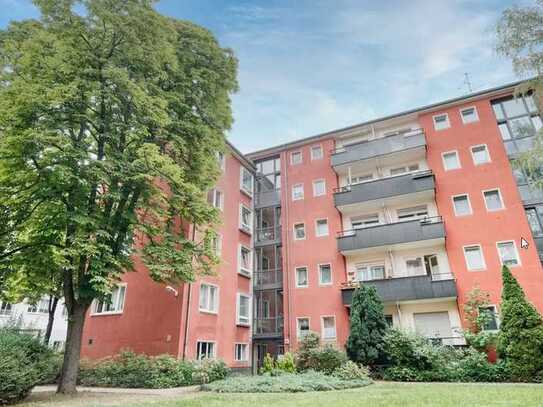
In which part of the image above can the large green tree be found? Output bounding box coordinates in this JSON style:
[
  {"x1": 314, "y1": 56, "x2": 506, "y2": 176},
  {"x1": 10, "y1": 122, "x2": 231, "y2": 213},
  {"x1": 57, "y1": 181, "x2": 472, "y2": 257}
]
[
  {"x1": 498, "y1": 266, "x2": 543, "y2": 381},
  {"x1": 345, "y1": 285, "x2": 387, "y2": 366},
  {"x1": 0, "y1": 0, "x2": 237, "y2": 393},
  {"x1": 496, "y1": 1, "x2": 543, "y2": 190}
]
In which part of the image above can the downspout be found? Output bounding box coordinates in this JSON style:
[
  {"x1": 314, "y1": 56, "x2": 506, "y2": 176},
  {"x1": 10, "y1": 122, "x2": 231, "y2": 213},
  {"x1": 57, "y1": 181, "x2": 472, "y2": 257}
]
[
  {"x1": 181, "y1": 224, "x2": 196, "y2": 360},
  {"x1": 282, "y1": 151, "x2": 292, "y2": 350}
]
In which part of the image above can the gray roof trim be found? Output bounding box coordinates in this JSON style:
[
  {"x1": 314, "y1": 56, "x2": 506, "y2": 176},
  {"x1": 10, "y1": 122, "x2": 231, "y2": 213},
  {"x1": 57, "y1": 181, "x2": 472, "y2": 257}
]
[
  {"x1": 246, "y1": 79, "x2": 527, "y2": 159},
  {"x1": 226, "y1": 139, "x2": 256, "y2": 171}
]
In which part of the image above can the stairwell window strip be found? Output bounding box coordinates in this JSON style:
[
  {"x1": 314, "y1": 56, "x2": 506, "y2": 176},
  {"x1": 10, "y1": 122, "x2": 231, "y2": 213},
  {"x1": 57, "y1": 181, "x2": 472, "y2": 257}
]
[
  {"x1": 196, "y1": 341, "x2": 216, "y2": 360},
  {"x1": 92, "y1": 284, "x2": 127, "y2": 315},
  {"x1": 199, "y1": 283, "x2": 218, "y2": 313},
  {"x1": 463, "y1": 245, "x2": 486, "y2": 271},
  {"x1": 497, "y1": 241, "x2": 521, "y2": 267},
  {"x1": 433, "y1": 113, "x2": 450, "y2": 130}
]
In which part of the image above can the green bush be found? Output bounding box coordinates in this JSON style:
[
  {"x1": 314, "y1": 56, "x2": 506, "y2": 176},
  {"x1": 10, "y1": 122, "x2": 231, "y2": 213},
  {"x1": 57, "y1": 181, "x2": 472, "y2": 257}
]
[
  {"x1": 0, "y1": 328, "x2": 57, "y2": 405},
  {"x1": 203, "y1": 371, "x2": 371, "y2": 393},
  {"x1": 295, "y1": 333, "x2": 348, "y2": 374},
  {"x1": 79, "y1": 350, "x2": 228, "y2": 388},
  {"x1": 383, "y1": 329, "x2": 440, "y2": 371},
  {"x1": 276, "y1": 352, "x2": 296, "y2": 373},
  {"x1": 333, "y1": 361, "x2": 370, "y2": 381}
]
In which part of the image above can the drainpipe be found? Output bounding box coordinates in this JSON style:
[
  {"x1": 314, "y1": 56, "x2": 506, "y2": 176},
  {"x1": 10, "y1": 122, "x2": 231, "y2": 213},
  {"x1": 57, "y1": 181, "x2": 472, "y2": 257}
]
[
  {"x1": 181, "y1": 224, "x2": 196, "y2": 360},
  {"x1": 282, "y1": 151, "x2": 292, "y2": 351}
]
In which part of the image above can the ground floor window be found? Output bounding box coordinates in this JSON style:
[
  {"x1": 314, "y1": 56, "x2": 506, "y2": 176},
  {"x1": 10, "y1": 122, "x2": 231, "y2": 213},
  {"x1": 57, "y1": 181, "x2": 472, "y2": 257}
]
[
  {"x1": 479, "y1": 306, "x2": 499, "y2": 331},
  {"x1": 93, "y1": 285, "x2": 126, "y2": 314},
  {"x1": 234, "y1": 343, "x2": 248, "y2": 362},
  {"x1": 321, "y1": 316, "x2": 336, "y2": 339},
  {"x1": 197, "y1": 341, "x2": 216, "y2": 359},
  {"x1": 297, "y1": 317, "x2": 310, "y2": 340}
]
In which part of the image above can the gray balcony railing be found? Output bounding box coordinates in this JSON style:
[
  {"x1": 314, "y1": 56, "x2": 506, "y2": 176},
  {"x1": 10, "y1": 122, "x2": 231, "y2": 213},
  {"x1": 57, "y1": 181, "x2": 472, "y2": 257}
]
[
  {"x1": 255, "y1": 189, "x2": 281, "y2": 208},
  {"x1": 255, "y1": 226, "x2": 282, "y2": 245},
  {"x1": 341, "y1": 273, "x2": 457, "y2": 304},
  {"x1": 334, "y1": 171, "x2": 435, "y2": 208},
  {"x1": 254, "y1": 269, "x2": 283, "y2": 290},
  {"x1": 253, "y1": 316, "x2": 284, "y2": 338},
  {"x1": 337, "y1": 216, "x2": 445, "y2": 253},
  {"x1": 331, "y1": 130, "x2": 426, "y2": 169},
  {"x1": 517, "y1": 184, "x2": 543, "y2": 204}
]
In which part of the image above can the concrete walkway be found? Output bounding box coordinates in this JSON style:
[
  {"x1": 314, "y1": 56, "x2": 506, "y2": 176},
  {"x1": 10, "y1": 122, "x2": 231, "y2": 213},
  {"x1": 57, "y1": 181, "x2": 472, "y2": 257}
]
[{"x1": 33, "y1": 384, "x2": 201, "y2": 396}]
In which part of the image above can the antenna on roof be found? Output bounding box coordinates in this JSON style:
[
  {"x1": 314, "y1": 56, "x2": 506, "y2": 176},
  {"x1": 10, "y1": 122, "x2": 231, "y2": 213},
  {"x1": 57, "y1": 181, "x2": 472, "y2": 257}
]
[{"x1": 463, "y1": 72, "x2": 473, "y2": 94}]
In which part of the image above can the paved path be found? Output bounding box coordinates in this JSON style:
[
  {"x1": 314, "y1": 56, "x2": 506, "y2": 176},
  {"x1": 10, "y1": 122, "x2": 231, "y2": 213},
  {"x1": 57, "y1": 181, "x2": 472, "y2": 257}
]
[{"x1": 33, "y1": 384, "x2": 201, "y2": 396}]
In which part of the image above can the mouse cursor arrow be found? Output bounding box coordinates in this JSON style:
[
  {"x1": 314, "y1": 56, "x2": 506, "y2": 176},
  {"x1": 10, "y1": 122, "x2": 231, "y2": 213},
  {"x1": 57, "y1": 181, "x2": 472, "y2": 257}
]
[{"x1": 520, "y1": 237, "x2": 529, "y2": 249}]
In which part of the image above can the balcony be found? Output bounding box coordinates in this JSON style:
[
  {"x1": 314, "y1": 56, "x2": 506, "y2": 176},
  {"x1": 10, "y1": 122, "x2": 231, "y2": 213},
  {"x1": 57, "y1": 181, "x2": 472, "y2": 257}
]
[
  {"x1": 255, "y1": 226, "x2": 282, "y2": 247},
  {"x1": 337, "y1": 217, "x2": 445, "y2": 254},
  {"x1": 253, "y1": 316, "x2": 284, "y2": 339},
  {"x1": 331, "y1": 130, "x2": 426, "y2": 174},
  {"x1": 341, "y1": 274, "x2": 457, "y2": 305},
  {"x1": 254, "y1": 269, "x2": 283, "y2": 290},
  {"x1": 518, "y1": 184, "x2": 543, "y2": 205},
  {"x1": 334, "y1": 171, "x2": 435, "y2": 213},
  {"x1": 255, "y1": 189, "x2": 281, "y2": 208}
]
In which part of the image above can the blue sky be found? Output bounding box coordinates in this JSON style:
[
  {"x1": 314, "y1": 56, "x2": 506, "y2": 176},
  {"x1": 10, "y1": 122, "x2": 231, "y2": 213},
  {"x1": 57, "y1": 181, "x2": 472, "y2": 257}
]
[{"x1": 0, "y1": 0, "x2": 529, "y2": 152}]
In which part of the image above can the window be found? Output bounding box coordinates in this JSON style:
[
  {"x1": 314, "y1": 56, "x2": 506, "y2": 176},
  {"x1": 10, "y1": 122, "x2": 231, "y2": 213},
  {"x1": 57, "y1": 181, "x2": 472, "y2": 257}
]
[
  {"x1": 212, "y1": 234, "x2": 222, "y2": 256},
  {"x1": 385, "y1": 315, "x2": 393, "y2": 327},
  {"x1": 315, "y1": 219, "x2": 329, "y2": 237},
  {"x1": 240, "y1": 167, "x2": 253, "y2": 196},
  {"x1": 433, "y1": 113, "x2": 450, "y2": 130},
  {"x1": 397, "y1": 205, "x2": 428, "y2": 221},
  {"x1": 27, "y1": 298, "x2": 49, "y2": 314},
  {"x1": 483, "y1": 189, "x2": 504, "y2": 211},
  {"x1": 207, "y1": 189, "x2": 223, "y2": 210},
  {"x1": 390, "y1": 163, "x2": 420, "y2": 176},
  {"x1": 479, "y1": 306, "x2": 499, "y2": 331},
  {"x1": 452, "y1": 194, "x2": 472, "y2": 216},
  {"x1": 351, "y1": 213, "x2": 380, "y2": 229},
  {"x1": 239, "y1": 204, "x2": 253, "y2": 233},
  {"x1": 291, "y1": 151, "x2": 302, "y2": 165},
  {"x1": 0, "y1": 302, "x2": 12, "y2": 316},
  {"x1": 492, "y1": 95, "x2": 542, "y2": 144},
  {"x1": 297, "y1": 317, "x2": 310, "y2": 339},
  {"x1": 313, "y1": 179, "x2": 326, "y2": 196},
  {"x1": 238, "y1": 245, "x2": 252, "y2": 276},
  {"x1": 442, "y1": 151, "x2": 461, "y2": 170},
  {"x1": 295, "y1": 266, "x2": 308, "y2": 287},
  {"x1": 293, "y1": 223, "x2": 306, "y2": 240},
  {"x1": 463, "y1": 245, "x2": 486, "y2": 271},
  {"x1": 234, "y1": 343, "x2": 248, "y2": 362},
  {"x1": 351, "y1": 173, "x2": 373, "y2": 184},
  {"x1": 199, "y1": 283, "x2": 218, "y2": 313},
  {"x1": 319, "y1": 264, "x2": 332, "y2": 285},
  {"x1": 526, "y1": 207, "x2": 543, "y2": 235},
  {"x1": 321, "y1": 316, "x2": 336, "y2": 340},
  {"x1": 311, "y1": 145, "x2": 323, "y2": 160},
  {"x1": 237, "y1": 293, "x2": 251, "y2": 325},
  {"x1": 460, "y1": 106, "x2": 479, "y2": 124},
  {"x1": 471, "y1": 145, "x2": 490, "y2": 165},
  {"x1": 405, "y1": 257, "x2": 425, "y2": 276},
  {"x1": 93, "y1": 285, "x2": 126, "y2": 314},
  {"x1": 196, "y1": 341, "x2": 215, "y2": 359},
  {"x1": 292, "y1": 183, "x2": 304, "y2": 200},
  {"x1": 497, "y1": 241, "x2": 520, "y2": 267},
  {"x1": 216, "y1": 151, "x2": 225, "y2": 172},
  {"x1": 355, "y1": 264, "x2": 385, "y2": 281}
]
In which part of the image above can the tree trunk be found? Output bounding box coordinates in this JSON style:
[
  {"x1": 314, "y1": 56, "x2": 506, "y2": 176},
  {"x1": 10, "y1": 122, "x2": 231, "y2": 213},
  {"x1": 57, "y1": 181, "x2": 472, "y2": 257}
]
[
  {"x1": 44, "y1": 296, "x2": 59, "y2": 346},
  {"x1": 57, "y1": 302, "x2": 89, "y2": 394}
]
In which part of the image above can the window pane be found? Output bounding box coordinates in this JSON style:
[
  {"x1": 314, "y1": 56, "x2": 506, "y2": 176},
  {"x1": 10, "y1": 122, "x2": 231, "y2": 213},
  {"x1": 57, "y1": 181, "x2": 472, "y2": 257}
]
[
  {"x1": 492, "y1": 103, "x2": 505, "y2": 121},
  {"x1": 526, "y1": 208, "x2": 543, "y2": 235},
  {"x1": 472, "y1": 145, "x2": 489, "y2": 164},
  {"x1": 316, "y1": 219, "x2": 329, "y2": 236},
  {"x1": 465, "y1": 246, "x2": 484, "y2": 270},
  {"x1": 498, "y1": 123, "x2": 511, "y2": 140},
  {"x1": 509, "y1": 116, "x2": 534, "y2": 138},
  {"x1": 320, "y1": 265, "x2": 332, "y2": 284},
  {"x1": 461, "y1": 107, "x2": 478, "y2": 123},
  {"x1": 453, "y1": 195, "x2": 471, "y2": 216},
  {"x1": 532, "y1": 116, "x2": 543, "y2": 132},
  {"x1": 498, "y1": 242, "x2": 519, "y2": 266},
  {"x1": 484, "y1": 190, "x2": 503, "y2": 211},
  {"x1": 480, "y1": 307, "x2": 498, "y2": 331},
  {"x1": 313, "y1": 180, "x2": 325, "y2": 196},
  {"x1": 294, "y1": 224, "x2": 305, "y2": 239},
  {"x1": 502, "y1": 98, "x2": 527, "y2": 117},
  {"x1": 322, "y1": 317, "x2": 336, "y2": 339},
  {"x1": 296, "y1": 268, "x2": 308, "y2": 286},
  {"x1": 443, "y1": 152, "x2": 460, "y2": 170}
]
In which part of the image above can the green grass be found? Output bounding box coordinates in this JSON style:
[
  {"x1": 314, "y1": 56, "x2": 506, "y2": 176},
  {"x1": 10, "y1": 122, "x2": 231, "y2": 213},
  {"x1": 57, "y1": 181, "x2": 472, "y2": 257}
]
[{"x1": 20, "y1": 382, "x2": 543, "y2": 407}]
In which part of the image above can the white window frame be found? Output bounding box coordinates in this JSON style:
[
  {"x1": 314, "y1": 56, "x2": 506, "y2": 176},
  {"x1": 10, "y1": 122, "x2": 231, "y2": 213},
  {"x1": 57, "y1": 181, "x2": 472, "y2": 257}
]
[
  {"x1": 463, "y1": 244, "x2": 487, "y2": 271},
  {"x1": 234, "y1": 343, "x2": 249, "y2": 362},
  {"x1": 321, "y1": 315, "x2": 337, "y2": 340},
  {"x1": 239, "y1": 204, "x2": 253, "y2": 234},
  {"x1": 318, "y1": 263, "x2": 333, "y2": 286},
  {"x1": 212, "y1": 233, "x2": 222, "y2": 256},
  {"x1": 196, "y1": 340, "x2": 216, "y2": 360},
  {"x1": 441, "y1": 150, "x2": 461, "y2": 171},
  {"x1": 451, "y1": 194, "x2": 472, "y2": 217},
  {"x1": 296, "y1": 317, "x2": 310, "y2": 340},
  {"x1": 199, "y1": 283, "x2": 219, "y2": 314},
  {"x1": 240, "y1": 166, "x2": 254, "y2": 197},
  {"x1": 312, "y1": 179, "x2": 326, "y2": 197},
  {"x1": 310, "y1": 145, "x2": 323, "y2": 161},
  {"x1": 216, "y1": 151, "x2": 226, "y2": 172},
  {"x1": 27, "y1": 297, "x2": 50, "y2": 314},
  {"x1": 209, "y1": 188, "x2": 224, "y2": 211},
  {"x1": 460, "y1": 106, "x2": 479, "y2": 124},
  {"x1": 470, "y1": 144, "x2": 491, "y2": 165},
  {"x1": 293, "y1": 222, "x2": 306, "y2": 240},
  {"x1": 482, "y1": 188, "x2": 505, "y2": 212},
  {"x1": 315, "y1": 218, "x2": 329, "y2": 237},
  {"x1": 496, "y1": 240, "x2": 521, "y2": 267},
  {"x1": 236, "y1": 293, "x2": 251, "y2": 326},
  {"x1": 355, "y1": 262, "x2": 386, "y2": 282},
  {"x1": 238, "y1": 244, "x2": 253, "y2": 277},
  {"x1": 290, "y1": 151, "x2": 302, "y2": 165},
  {"x1": 433, "y1": 113, "x2": 451, "y2": 131},
  {"x1": 92, "y1": 284, "x2": 127, "y2": 316},
  {"x1": 292, "y1": 183, "x2": 304, "y2": 201},
  {"x1": 295, "y1": 266, "x2": 309, "y2": 288}
]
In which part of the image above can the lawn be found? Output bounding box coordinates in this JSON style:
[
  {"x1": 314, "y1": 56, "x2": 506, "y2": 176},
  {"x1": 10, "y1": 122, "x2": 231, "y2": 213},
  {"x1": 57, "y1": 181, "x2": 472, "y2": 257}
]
[{"x1": 20, "y1": 382, "x2": 543, "y2": 407}]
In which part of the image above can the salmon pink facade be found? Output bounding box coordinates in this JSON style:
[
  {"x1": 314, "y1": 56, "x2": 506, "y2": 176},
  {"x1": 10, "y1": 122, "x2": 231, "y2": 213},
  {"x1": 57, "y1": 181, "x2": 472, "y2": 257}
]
[{"x1": 82, "y1": 80, "x2": 543, "y2": 373}]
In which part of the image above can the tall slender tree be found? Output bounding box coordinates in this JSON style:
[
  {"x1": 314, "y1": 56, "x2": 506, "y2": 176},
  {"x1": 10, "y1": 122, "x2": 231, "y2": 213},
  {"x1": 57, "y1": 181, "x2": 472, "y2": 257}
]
[{"x1": 0, "y1": 0, "x2": 237, "y2": 393}]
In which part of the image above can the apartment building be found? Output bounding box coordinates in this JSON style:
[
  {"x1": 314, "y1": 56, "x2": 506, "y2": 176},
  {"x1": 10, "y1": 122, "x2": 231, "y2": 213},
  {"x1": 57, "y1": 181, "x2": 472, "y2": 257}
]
[{"x1": 80, "y1": 80, "x2": 543, "y2": 373}]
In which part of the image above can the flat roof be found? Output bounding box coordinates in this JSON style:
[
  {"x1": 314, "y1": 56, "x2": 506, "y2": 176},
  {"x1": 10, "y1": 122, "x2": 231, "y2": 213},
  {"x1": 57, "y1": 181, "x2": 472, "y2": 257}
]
[{"x1": 246, "y1": 79, "x2": 527, "y2": 159}]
